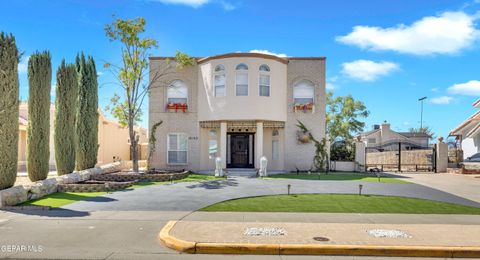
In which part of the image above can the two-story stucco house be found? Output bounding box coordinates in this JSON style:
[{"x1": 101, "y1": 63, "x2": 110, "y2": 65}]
[{"x1": 148, "y1": 52, "x2": 326, "y2": 172}]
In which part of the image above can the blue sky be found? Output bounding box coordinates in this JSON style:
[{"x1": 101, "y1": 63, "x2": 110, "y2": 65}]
[{"x1": 2, "y1": 0, "x2": 480, "y2": 139}]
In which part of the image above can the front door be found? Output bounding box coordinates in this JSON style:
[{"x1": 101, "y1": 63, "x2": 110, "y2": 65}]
[{"x1": 228, "y1": 134, "x2": 254, "y2": 168}]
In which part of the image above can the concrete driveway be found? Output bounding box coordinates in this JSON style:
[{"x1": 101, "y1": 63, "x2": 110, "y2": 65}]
[
  {"x1": 390, "y1": 172, "x2": 480, "y2": 203},
  {"x1": 62, "y1": 175, "x2": 480, "y2": 212}
]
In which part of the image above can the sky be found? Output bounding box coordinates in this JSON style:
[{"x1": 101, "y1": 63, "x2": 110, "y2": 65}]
[{"x1": 1, "y1": 0, "x2": 480, "y2": 139}]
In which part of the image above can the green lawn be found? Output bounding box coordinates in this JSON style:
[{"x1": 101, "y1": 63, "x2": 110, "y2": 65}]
[
  {"x1": 200, "y1": 194, "x2": 480, "y2": 214},
  {"x1": 265, "y1": 173, "x2": 411, "y2": 184},
  {"x1": 22, "y1": 192, "x2": 107, "y2": 208},
  {"x1": 21, "y1": 174, "x2": 223, "y2": 208}
]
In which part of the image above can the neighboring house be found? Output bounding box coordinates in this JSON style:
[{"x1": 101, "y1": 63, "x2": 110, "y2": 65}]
[
  {"x1": 148, "y1": 52, "x2": 326, "y2": 172},
  {"x1": 17, "y1": 102, "x2": 148, "y2": 171},
  {"x1": 449, "y1": 100, "x2": 480, "y2": 159},
  {"x1": 359, "y1": 122, "x2": 430, "y2": 148}
]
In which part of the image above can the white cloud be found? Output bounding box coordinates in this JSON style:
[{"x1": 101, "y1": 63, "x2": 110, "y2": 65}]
[
  {"x1": 249, "y1": 49, "x2": 287, "y2": 58},
  {"x1": 341, "y1": 60, "x2": 399, "y2": 81},
  {"x1": 430, "y1": 96, "x2": 453, "y2": 104},
  {"x1": 152, "y1": 0, "x2": 235, "y2": 10},
  {"x1": 326, "y1": 82, "x2": 335, "y2": 90},
  {"x1": 447, "y1": 80, "x2": 480, "y2": 96},
  {"x1": 18, "y1": 56, "x2": 29, "y2": 74},
  {"x1": 336, "y1": 11, "x2": 479, "y2": 55},
  {"x1": 431, "y1": 87, "x2": 439, "y2": 92},
  {"x1": 97, "y1": 71, "x2": 104, "y2": 76}
]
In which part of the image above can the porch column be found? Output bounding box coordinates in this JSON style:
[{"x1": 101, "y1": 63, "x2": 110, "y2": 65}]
[
  {"x1": 220, "y1": 122, "x2": 227, "y2": 169},
  {"x1": 255, "y1": 121, "x2": 264, "y2": 168}
]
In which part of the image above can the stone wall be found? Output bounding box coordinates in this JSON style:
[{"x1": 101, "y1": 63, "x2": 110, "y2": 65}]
[
  {"x1": 57, "y1": 180, "x2": 137, "y2": 192},
  {"x1": 92, "y1": 171, "x2": 189, "y2": 182},
  {"x1": 0, "y1": 162, "x2": 124, "y2": 207}
]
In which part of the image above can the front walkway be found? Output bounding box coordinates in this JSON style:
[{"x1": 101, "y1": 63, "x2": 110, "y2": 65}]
[{"x1": 62, "y1": 175, "x2": 480, "y2": 212}]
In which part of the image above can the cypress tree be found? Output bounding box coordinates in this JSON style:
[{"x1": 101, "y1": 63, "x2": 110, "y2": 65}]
[
  {"x1": 54, "y1": 60, "x2": 77, "y2": 175},
  {"x1": 27, "y1": 51, "x2": 52, "y2": 181},
  {"x1": 0, "y1": 33, "x2": 19, "y2": 189},
  {"x1": 75, "y1": 53, "x2": 98, "y2": 170}
]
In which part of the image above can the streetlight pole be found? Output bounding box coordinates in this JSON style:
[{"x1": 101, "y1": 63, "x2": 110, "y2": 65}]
[{"x1": 418, "y1": 96, "x2": 427, "y2": 130}]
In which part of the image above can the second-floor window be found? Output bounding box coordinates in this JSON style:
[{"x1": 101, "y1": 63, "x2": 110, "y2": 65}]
[
  {"x1": 259, "y1": 64, "x2": 270, "y2": 97},
  {"x1": 235, "y1": 63, "x2": 248, "y2": 96},
  {"x1": 167, "y1": 80, "x2": 188, "y2": 104},
  {"x1": 293, "y1": 80, "x2": 314, "y2": 104},
  {"x1": 214, "y1": 65, "x2": 226, "y2": 97}
]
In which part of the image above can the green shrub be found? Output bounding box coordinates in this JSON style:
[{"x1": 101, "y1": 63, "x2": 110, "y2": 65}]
[
  {"x1": 54, "y1": 60, "x2": 77, "y2": 175},
  {"x1": 0, "y1": 32, "x2": 20, "y2": 189},
  {"x1": 27, "y1": 51, "x2": 52, "y2": 181},
  {"x1": 75, "y1": 53, "x2": 98, "y2": 170}
]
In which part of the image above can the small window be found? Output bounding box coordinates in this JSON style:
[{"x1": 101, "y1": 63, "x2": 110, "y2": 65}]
[
  {"x1": 272, "y1": 129, "x2": 279, "y2": 136},
  {"x1": 214, "y1": 64, "x2": 225, "y2": 72},
  {"x1": 236, "y1": 63, "x2": 248, "y2": 70},
  {"x1": 214, "y1": 74, "x2": 226, "y2": 97},
  {"x1": 214, "y1": 64, "x2": 226, "y2": 97},
  {"x1": 259, "y1": 64, "x2": 270, "y2": 72},
  {"x1": 208, "y1": 130, "x2": 217, "y2": 159},
  {"x1": 259, "y1": 75, "x2": 270, "y2": 97},
  {"x1": 272, "y1": 140, "x2": 279, "y2": 160},
  {"x1": 293, "y1": 80, "x2": 314, "y2": 104},
  {"x1": 236, "y1": 73, "x2": 248, "y2": 96},
  {"x1": 168, "y1": 133, "x2": 188, "y2": 164},
  {"x1": 167, "y1": 80, "x2": 188, "y2": 104}
]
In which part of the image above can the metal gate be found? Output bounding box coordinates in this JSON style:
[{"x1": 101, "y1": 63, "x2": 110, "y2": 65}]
[{"x1": 365, "y1": 141, "x2": 436, "y2": 172}]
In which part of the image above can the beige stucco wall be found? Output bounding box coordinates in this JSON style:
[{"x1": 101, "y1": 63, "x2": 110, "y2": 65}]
[
  {"x1": 149, "y1": 59, "x2": 201, "y2": 171},
  {"x1": 284, "y1": 59, "x2": 326, "y2": 171},
  {"x1": 198, "y1": 57, "x2": 287, "y2": 122},
  {"x1": 17, "y1": 103, "x2": 146, "y2": 170}
]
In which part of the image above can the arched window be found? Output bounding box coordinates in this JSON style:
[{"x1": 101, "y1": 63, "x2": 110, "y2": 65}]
[
  {"x1": 214, "y1": 65, "x2": 226, "y2": 97},
  {"x1": 259, "y1": 64, "x2": 270, "y2": 72},
  {"x1": 259, "y1": 64, "x2": 270, "y2": 97},
  {"x1": 167, "y1": 80, "x2": 188, "y2": 104},
  {"x1": 236, "y1": 63, "x2": 248, "y2": 70},
  {"x1": 293, "y1": 80, "x2": 314, "y2": 104},
  {"x1": 214, "y1": 64, "x2": 225, "y2": 72},
  {"x1": 236, "y1": 63, "x2": 248, "y2": 96}
]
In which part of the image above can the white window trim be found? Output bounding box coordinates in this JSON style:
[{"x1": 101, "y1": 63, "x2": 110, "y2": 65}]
[
  {"x1": 235, "y1": 71, "x2": 249, "y2": 96},
  {"x1": 213, "y1": 66, "x2": 226, "y2": 97},
  {"x1": 167, "y1": 80, "x2": 189, "y2": 105},
  {"x1": 167, "y1": 133, "x2": 188, "y2": 165},
  {"x1": 259, "y1": 73, "x2": 270, "y2": 97},
  {"x1": 293, "y1": 80, "x2": 316, "y2": 104}
]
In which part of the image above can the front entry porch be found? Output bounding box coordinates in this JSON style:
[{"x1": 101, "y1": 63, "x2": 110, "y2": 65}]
[{"x1": 227, "y1": 133, "x2": 254, "y2": 168}]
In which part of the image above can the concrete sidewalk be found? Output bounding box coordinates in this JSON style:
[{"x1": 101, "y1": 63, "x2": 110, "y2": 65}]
[{"x1": 163, "y1": 220, "x2": 480, "y2": 257}]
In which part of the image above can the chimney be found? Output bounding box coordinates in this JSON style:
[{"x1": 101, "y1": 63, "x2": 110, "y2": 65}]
[{"x1": 381, "y1": 121, "x2": 390, "y2": 135}]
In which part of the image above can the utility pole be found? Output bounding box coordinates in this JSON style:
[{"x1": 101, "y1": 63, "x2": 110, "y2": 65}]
[{"x1": 418, "y1": 96, "x2": 427, "y2": 130}]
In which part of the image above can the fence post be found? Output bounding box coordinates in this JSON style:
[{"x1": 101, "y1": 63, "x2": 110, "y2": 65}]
[
  {"x1": 436, "y1": 138, "x2": 448, "y2": 173},
  {"x1": 398, "y1": 142, "x2": 402, "y2": 172},
  {"x1": 355, "y1": 141, "x2": 366, "y2": 172}
]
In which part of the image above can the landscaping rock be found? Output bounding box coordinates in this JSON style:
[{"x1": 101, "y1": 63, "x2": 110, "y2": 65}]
[
  {"x1": 0, "y1": 185, "x2": 29, "y2": 207},
  {"x1": 28, "y1": 178, "x2": 58, "y2": 200}
]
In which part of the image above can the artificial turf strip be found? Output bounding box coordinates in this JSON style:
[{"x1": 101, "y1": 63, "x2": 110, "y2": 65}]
[
  {"x1": 22, "y1": 192, "x2": 107, "y2": 208},
  {"x1": 265, "y1": 173, "x2": 412, "y2": 184},
  {"x1": 200, "y1": 194, "x2": 480, "y2": 214}
]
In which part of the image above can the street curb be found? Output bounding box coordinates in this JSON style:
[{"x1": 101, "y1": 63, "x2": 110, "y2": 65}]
[{"x1": 159, "y1": 221, "x2": 480, "y2": 257}]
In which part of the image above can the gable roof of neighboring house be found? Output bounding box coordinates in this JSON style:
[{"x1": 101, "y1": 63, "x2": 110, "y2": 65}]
[
  {"x1": 398, "y1": 132, "x2": 431, "y2": 138},
  {"x1": 450, "y1": 110, "x2": 480, "y2": 135},
  {"x1": 359, "y1": 129, "x2": 380, "y2": 137}
]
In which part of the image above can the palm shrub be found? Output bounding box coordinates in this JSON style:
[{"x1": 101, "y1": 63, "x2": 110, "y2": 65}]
[
  {"x1": 54, "y1": 60, "x2": 77, "y2": 175},
  {"x1": 0, "y1": 32, "x2": 20, "y2": 189},
  {"x1": 27, "y1": 51, "x2": 52, "y2": 181},
  {"x1": 75, "y1": 53, "x2": 98, "y2": 170}
]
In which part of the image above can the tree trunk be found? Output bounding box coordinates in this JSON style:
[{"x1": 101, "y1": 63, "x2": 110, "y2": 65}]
[{"x1": 129, "y1": 114, "x2": 139, "y2": 173}]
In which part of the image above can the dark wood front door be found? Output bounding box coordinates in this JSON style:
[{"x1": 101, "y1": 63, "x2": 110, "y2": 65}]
[{"x1": 228, "y1": 134, "x2": 254, "y2": 168}]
